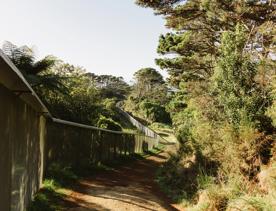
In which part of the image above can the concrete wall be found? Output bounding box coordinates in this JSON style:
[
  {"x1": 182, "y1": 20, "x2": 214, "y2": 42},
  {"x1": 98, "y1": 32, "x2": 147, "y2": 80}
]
[{"x1": 0, "y1": 84, "x2": 46, "y2": 211}]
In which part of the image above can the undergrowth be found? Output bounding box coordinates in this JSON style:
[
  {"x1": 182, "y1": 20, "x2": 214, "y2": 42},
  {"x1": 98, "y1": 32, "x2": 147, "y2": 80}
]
[
  {"x1": 28, "y1": 163, "x2": 78, "y2": 211},
  {"x1": 156, "y1": 148, "x2": 276, "y2": 211},
  {"x1": 28, "y1": 179, "x2": 65, "y2": 211}
]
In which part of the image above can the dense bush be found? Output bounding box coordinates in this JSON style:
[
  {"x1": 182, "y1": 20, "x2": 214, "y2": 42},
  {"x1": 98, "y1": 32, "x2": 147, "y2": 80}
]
[
  {"x1": 97, "y1": 115, "x2": 122, "y2": 131},
  {"x1": 139, "y1": 101, "x2": 171, "y2": 124},
  {"x1": 266, "y1": 76, "x2": 276, "y2": 128}
]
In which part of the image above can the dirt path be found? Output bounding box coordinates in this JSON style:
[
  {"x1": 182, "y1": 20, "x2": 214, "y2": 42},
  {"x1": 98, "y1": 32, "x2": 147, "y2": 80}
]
[{"x1": 61, "y1": 145, "x2": 182, "y2": 211}]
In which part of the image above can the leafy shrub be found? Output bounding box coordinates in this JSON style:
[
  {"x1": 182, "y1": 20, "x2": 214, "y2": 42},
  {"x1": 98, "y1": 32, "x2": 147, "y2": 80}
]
[
  {"x1": 139, "y1": 100, "x2": 171, "y2": 124},
  {"x1": 97, "y1": 115, "x2": 122, "y2": 131},
  {"x1": 28, "y1": 179, "x2": 63, "y2": 211},
  {"x1": 266, "y1": 76, "x2": 276, "y2": 130},
  {"x1": 46, "y1": 163, "x2": 78, "y2": 186}
]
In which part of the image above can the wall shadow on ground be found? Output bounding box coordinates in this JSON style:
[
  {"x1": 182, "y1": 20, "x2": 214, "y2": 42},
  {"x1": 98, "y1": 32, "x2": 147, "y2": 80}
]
[{"x1": 60, "y1": 153, "x2": 178, "y2": 211}]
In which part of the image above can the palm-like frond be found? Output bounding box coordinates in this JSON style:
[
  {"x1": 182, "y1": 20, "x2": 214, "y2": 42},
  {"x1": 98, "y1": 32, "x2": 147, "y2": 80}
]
[
  {"x1": 27, "y1": 74, "x2": 68, "y2": 94},
  {"x1": 2, "y1": 41, "x2": 67, "y2": 94},
  {"x1": 31, "y1": 56, "x2": 56, "y2": 75}
]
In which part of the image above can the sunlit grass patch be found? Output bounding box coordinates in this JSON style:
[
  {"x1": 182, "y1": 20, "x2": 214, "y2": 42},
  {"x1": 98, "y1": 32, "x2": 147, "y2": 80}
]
[
  {"x1": 28, "y1": 179, "x2": 65, "y2": 211},
  {"x1": 149, "y1": 122, "x2": 177, "y2": 143}
]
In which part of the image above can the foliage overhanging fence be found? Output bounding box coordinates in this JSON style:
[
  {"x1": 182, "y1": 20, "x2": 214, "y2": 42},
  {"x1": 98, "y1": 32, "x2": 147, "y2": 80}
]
[{"x1": 116, "y1": 104, "x2": 169, "y2": 144}]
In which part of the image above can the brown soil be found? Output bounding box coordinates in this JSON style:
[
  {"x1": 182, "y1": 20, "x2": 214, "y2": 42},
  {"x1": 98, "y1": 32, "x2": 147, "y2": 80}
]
[{"x1": 60, "y1": 145, "x2": 183, "y2": 211}]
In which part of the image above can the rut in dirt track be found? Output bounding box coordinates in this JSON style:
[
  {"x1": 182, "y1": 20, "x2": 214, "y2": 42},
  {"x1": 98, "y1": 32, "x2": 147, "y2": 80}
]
[{"x1": 61, "y1": 146, "x2": 181, "y2": 211}]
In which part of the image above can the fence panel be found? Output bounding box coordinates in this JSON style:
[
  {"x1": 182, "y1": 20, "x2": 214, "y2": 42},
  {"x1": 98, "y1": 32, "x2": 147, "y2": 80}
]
[
  {"x1": 45, "y1": 120, "x2": 158, "y2": 170},
  {"x1": 116, "y1": 106, "x2": 169, "y2": 144}
]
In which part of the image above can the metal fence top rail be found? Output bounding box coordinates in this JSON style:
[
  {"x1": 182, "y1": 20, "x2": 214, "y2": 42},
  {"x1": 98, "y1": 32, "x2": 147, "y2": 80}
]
[
  {"x1": 116, "y1": 104, "x2": 170, "y2": 144},
  {"x1": 52, "y1": 118, "x2": 136, "y2": 135},
  {"x1": 53, "y1": 118, "x2": 160, "y2": 138}
]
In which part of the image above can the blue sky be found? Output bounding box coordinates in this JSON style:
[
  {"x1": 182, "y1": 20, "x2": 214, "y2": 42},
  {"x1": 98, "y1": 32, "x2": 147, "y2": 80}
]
[{"x1": 0, "y1": 0, "x2": 168, "y2": 82}]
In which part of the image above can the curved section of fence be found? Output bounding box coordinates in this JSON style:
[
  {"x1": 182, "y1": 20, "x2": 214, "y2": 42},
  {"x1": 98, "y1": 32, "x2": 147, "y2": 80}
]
[{"x1": 116, "y1": 105, "x2": 169, "y2": 144}]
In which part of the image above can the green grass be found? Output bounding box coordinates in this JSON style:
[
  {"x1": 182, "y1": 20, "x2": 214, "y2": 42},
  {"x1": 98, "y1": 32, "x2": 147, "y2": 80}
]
[
  {"x1": 149, "y1": 122, "x2": 177, "y2": 143},
  {"x1": 28, "y1": 179, "x2": 65, "y2": 211},
  {"x1": 141, "y1": 144, "x2": 165, "y2": 158},
  {"x1": 196, "y1": 168, "x2": 215, "y2": 190},
  {"x1": 28, "y1": 163, "x2": 79, "y2": 211}
]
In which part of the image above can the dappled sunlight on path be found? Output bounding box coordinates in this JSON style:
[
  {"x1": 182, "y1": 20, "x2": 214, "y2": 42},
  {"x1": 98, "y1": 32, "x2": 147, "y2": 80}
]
[{"x1": 61, "y1": 146, "x2": 183, "y2": 211}]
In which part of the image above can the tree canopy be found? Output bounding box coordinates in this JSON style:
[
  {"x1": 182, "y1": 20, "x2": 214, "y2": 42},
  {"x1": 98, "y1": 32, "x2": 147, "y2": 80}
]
[
  {"x1": 86, "y1": 73, "x2": 130, "y2": 100},
  {"x1": 124, "y1": 67, "x2": 171, "y2": 124},
  {"x1": 2, "y1": 41, "x2": 66, "y2": 93},
  {"x1": 136, "y1": 0, "x2": 276, "y2": 87}
]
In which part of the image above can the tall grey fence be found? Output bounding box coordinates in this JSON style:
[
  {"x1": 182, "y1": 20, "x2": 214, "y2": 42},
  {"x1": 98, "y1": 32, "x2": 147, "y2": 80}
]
[{"x1": 0, "y1": 51, "x2": 159, "y2": 211}]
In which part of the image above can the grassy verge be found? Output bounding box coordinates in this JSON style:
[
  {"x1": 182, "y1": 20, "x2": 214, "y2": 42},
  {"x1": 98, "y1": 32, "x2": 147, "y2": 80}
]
[
  {"x1": 140, "y1": 144, "x2": 165, "y2": 158},
  {"x1": 156, "y1": 153, "x2": 276, "y2": 210},
  {"x1": 28, "y1": 163, "x2": 79, "y2": 211},
  {"x1": 28, "y1": 179, "x2": 66, "y2": 211}
]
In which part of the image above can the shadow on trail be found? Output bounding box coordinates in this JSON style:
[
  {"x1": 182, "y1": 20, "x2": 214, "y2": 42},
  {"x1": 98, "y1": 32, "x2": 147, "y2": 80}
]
[{"x1": 65, "y1": 152, "x2": 179, "y2": 211}]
